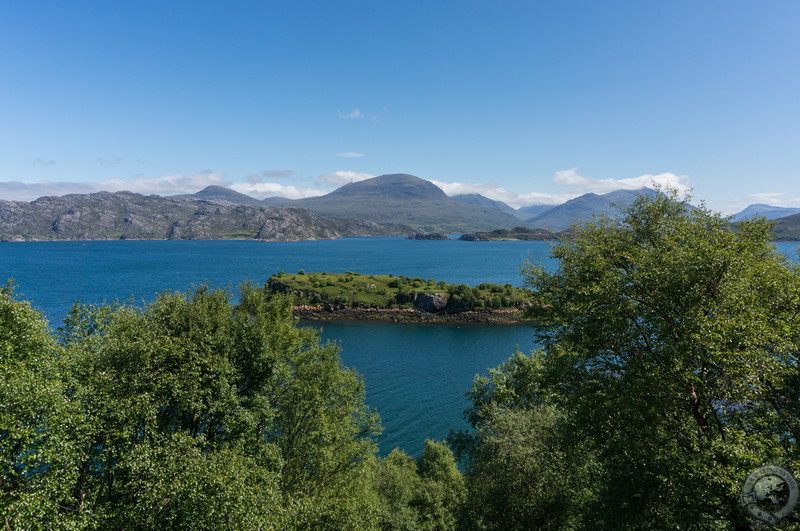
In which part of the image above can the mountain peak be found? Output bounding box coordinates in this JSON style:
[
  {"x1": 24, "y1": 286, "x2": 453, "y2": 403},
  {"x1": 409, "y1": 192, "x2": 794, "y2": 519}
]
[{"x1": 326, "y1": 174, "x2": 448, "y2": 201}]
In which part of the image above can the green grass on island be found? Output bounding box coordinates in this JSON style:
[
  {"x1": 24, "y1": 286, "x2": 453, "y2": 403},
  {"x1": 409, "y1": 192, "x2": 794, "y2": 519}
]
[{"x1": 266, "y1": 271, "x2": 533, "y2": 314}]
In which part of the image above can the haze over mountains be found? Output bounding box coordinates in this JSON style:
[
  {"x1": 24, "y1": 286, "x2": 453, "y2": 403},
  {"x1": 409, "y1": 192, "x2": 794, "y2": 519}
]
[{"x1": 2, "y1": 173, "x2": 799, "y2": 241}]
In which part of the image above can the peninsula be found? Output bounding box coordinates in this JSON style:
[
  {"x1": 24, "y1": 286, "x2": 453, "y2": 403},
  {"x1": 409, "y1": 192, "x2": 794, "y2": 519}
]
[{"x1": 266, "y1": 271, "x2": 534, "y2": 323}]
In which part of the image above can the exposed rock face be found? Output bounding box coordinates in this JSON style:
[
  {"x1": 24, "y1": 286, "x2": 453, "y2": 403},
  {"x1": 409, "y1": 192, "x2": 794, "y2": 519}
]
[
  {"x1": 414, "y1": 292, "x2": 449, "y2": 313},
  {"x1": 0, "y1": 192, "x2": 410, "y2": 241}
]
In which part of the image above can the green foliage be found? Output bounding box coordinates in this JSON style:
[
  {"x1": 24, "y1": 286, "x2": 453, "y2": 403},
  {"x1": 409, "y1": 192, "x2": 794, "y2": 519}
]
[
  {"x1": 373, "y1": 441, "x2": 465, "y2": 530},
  {"x1": 1, "y1": 284, "x2": 383, "y2": 528},
  {"x1": 267, "y1": 272, "x2": 532, "y2": 313},
  {"x1": 461, "y1": 190, "x2": 800, "y2": 528}
]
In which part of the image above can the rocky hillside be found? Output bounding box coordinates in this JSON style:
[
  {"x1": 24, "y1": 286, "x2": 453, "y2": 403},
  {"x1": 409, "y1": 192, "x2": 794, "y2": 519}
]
[{"x1": 0, "y1": 191, "x2": 409, "y2": 241}]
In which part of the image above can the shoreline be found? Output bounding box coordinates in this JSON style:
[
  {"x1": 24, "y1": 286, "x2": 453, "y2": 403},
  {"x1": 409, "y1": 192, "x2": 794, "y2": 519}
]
[{"x1": 292, "y1": 305, "x2": 534, "y2": 324}]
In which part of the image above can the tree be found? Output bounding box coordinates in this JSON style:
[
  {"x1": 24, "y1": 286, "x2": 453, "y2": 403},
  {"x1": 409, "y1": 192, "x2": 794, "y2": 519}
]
[
  {"x1": 458, "y1": 190, "x2": 800, "y2": 528},
  {"x1": 516, "y1": 190, "x2": 800, "y2": 527},
  {"x1": 2, "y1": 283, "x2": 382, "y2": 528},
  {"x1": 413, "y1": 440, "x2": 466, "y2": 530},
  {"x1": 452, "y1": 353, "x2": 594, "y2": 530},
  {"x1": 1, "y1": 284, "x2": 92, "y2": 528},
  {"x1": 373, "y1": 441, "x2": 465, "y2": 530}
]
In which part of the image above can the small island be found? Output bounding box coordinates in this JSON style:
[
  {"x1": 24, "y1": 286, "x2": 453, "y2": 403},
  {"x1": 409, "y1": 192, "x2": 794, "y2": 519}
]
[
  {"x1": 266, "y1": 271, "x2": 533, "y2": 323},
  {"x1": 459, "y1": 226, "x2": 566, "y2": 241},
  {"x1": 406, "y1": 231, "x2": 449, "y2": 240}
]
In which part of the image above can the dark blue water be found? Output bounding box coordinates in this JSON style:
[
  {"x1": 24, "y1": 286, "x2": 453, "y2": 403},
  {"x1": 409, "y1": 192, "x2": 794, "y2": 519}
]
[
  {"x1": 0, "y1": 238, "x2": 557, "y2": 321},
  {"x1": 0, "y1": 237, "x2": 553, "y2": 455},
  {"x1": 3, "y1": 238, "x2": 797, "y2": 455}
]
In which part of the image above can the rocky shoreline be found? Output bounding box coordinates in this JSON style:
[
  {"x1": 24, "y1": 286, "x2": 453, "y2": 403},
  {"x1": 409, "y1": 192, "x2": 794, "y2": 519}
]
[{"x1": 292, "y1": 305, "x2": 533, "y2": 324}]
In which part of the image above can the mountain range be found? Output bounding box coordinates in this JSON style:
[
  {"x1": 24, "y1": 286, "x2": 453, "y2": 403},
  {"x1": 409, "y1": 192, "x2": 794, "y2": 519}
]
[
  {"x1": 2, "y1": 173, "x2": 799, "y2": 241},
  {"x1": 198, "y1": 174, "x2": 661, "y2": 232}
]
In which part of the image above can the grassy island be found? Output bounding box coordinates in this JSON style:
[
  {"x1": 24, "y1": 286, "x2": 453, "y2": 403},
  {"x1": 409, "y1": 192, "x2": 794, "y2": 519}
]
[{"x1": 266, "y1": 271, "x2": 534, "y2": 323}]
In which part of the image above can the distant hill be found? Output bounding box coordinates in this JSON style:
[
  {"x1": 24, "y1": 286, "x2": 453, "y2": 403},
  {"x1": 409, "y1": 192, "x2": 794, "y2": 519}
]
[
  {"x1": 526, "y1": 188, "x2": 658, "y2": 231},
  {"x1": 731, "y1": 204, "x2": 800, "y2": 222},
  {"x1": 0, "y1": 192, "x2": 409, "y2": 241},
  {"x1": 450, "y1": 194, "x2": 518, "y2": 216},
  {"x1": 515, "y1": 204, "x2": 556, "y2": 220},
  {"x1": 182, "y1": 185, "x2": 265, "y2": 207},
  {"x1": 772, "y1": 213, "x2": 800, "y2": 241},
  {"x1": 261, "y1": 196, "x2": 297, "y2": 207},
  {"x1": 270, "y1": 174, "x2": 522, "y2": 232}
]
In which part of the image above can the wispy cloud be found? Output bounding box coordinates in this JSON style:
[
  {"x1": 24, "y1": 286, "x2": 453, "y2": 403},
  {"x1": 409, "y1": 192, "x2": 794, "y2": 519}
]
[
  {"x1": 337, "y1": 108, "x2": 364, "y2": 119},
  {"x1": 315, "y1": 170, "x2": 374, "y2": 187},
  {"x1": 246, "y1": 170, "x2": 295, "y2": 183},
  {"x1": 336, "y1": 152, "x2": 364, "y2": 158},
  {"x1": 33, "y1": 157, "x2": 55, "y2": 166}
]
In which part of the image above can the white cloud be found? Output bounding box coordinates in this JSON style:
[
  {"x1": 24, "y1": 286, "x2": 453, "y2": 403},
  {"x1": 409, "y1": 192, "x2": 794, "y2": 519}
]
[
  {"x1": 430, "y1": 170, "x2": 692, "y2": 209},
  {"x1": 336, "y1": 152, "x2": 364, "y2": 158},
  {"x1": 553, "y1": 168, "x2": 690, "y2": 195},
  {"x1": 0, "y1": 171, "x2": 228, "y2": 202},
  {"x1": 229, "y1": 182, "x2": 327, "y2": 200},
  {"x1": 552, "y1": 168, "x2": 691, "y2": 195},
  {"x1": 247, "y1": 170, "x2": 295, "y2": 183},
  {"x1": 337, "y1": 108, "x2": 363, "y2": 119},
  {"x1": 0, "y1": 181, "x2": 97, "y2": 201},
  {"x1": 0, "y1": 167, "x2": 697, "y2": 210},
  {"x1": 100, "y1": 171, "x2": 227, "y2": 195},
  {"x1": 718, "y1": 192, "x2": 800, "y2": 215},
  {"x1": 315, "y1": 170, "x2": 374, "y2": 187},
  {"x1": 430, "y1": 180, "x2": 570, "y2": 209}
]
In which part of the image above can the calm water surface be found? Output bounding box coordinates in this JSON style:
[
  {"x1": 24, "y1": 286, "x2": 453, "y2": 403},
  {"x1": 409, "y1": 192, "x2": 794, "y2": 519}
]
[{"x1": 2, "y1": 238, "x2": 797, "y2": 455}]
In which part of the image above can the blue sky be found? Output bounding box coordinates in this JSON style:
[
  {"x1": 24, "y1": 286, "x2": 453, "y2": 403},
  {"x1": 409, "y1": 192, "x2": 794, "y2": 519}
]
[{"x1": 1, "y1": 1, "x2": 798, "y2": 213}]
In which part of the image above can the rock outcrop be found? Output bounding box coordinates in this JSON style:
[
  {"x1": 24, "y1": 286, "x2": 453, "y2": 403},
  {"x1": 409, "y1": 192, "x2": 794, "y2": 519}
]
[{"x1": 413, "y1": 292, "x2": 450, "y2": 312}]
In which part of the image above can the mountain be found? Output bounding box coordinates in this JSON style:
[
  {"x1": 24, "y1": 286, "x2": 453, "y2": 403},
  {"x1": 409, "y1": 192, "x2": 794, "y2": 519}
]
[
  {"x1": 515, "y1": 204, "x2": 556, "y2": 220},
  {"x1": 526, "y1": 188, "x2": 658, "y2": 231},
  {"x1": 731, "y1": 204, "x2": 800, "y2": 222},
  {"x1": 0, "y1": 192, "x2": 409, "y2": 241},
  {"x1": 183, "y1": 185, "x2": 266, "y2": 207},
  {"x1": 450, "y1": 194, "x2": 518, "y2": 216},
  {"x1": 271, "y1": 174, "x2": 522, "y2": 232}
]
